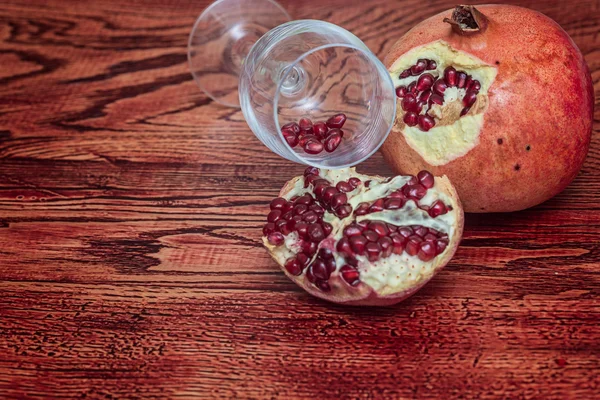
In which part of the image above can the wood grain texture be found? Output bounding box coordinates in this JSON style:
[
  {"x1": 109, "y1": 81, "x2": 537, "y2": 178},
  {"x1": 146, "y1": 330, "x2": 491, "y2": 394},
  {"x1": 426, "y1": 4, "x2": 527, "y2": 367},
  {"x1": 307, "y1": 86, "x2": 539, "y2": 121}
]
[{"x1": 0, "y1": 0, "x2": 599, "y2": 398}]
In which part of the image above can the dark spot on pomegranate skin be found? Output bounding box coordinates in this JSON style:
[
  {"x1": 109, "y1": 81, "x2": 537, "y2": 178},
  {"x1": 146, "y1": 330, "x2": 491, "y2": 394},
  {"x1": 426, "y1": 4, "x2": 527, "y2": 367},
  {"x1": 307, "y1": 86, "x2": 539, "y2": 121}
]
[
  {"x1": 514, "y1": 164, "x2": 521, "y2": 171},
  {"x1": 497, "y1": 138, "x2": 503, "y2": 145},
  {"x1": 495, "y1": 60, "x2": 500, "y2": 65},
  {"x1": 526, "y1": 145, "x2": 531, "y2": 151}
]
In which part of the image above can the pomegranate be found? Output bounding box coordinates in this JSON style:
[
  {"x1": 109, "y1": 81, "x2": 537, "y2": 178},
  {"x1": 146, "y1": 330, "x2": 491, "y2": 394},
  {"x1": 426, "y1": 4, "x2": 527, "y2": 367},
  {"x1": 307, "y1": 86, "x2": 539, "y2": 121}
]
[
  {"x1": 381, "y1": 5, "x2": 594, "y2": 212},
  {"x1": 282, "y1": 114, "x2": 346, "y2": 155},
  {"x1": 262, "y1": 167, "x2": 464, "y2": 306}
]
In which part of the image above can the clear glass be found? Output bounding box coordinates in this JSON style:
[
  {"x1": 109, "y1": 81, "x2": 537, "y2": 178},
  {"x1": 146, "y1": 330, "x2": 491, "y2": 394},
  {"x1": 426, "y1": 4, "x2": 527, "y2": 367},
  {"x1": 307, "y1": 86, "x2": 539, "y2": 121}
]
[
  {"x1": 239, "y1": 20, "x2": 397, "y2": 169},
  {"x1": 188, "y1": 0, "x2": 291, "y2": 107}
]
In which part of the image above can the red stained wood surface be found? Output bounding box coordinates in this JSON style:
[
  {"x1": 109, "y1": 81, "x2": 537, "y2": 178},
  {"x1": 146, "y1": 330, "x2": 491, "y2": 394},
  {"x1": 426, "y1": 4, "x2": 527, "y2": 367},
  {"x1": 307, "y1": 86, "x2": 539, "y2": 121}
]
[{"x1": 1, "y1": 0, "x2": 599, "y2": 398}]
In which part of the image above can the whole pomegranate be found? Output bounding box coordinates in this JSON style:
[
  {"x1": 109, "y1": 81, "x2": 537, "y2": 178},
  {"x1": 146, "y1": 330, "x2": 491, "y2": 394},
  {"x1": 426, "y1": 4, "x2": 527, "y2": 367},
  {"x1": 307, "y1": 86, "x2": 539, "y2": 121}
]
[
  {"x1": 262, "y1": 167, "x2": 464, "y2": 306},
  {"x1": 381, "y1": 4, "x2": 594, "y2": 212}
]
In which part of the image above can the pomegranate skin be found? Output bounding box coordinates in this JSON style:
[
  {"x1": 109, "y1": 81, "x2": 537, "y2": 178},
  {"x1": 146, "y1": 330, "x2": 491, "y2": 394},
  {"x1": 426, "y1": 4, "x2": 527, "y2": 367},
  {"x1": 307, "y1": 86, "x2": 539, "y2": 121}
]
[{"x1": 382, "y1": 4, "x2": 594, "y2": 213}]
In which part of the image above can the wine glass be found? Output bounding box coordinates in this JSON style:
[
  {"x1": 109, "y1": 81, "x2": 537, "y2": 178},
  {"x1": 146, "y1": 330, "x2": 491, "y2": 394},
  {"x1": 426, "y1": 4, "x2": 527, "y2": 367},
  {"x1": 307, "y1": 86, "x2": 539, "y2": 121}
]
[{"x1": 188, "y1": 2, "x2": 397, "y2": 168}]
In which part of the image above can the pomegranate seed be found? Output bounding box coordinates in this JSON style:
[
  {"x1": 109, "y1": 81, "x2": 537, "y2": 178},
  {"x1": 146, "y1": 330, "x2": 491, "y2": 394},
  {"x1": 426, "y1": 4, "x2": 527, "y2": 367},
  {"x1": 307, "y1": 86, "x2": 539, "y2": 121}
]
[
  {"x1": 368, "y1": 221, "x2": 389, "y2": 237},
  {"x1": 389, "y1": 189, "x2": 406, "y2": 199},
  {"x1": 270, "y1": 197, "x2": 287, "y2": 210},
  {"x1": 304, "y1": 140, "x2": 324, "y2": 154},
  {"x1": 297, "y1": 253, "x2": 310, "y2": 267},
  {"x1": 337, "y1": 237, "x2": 352, "y2": 255},
  {"x1": 349, "y1": 235, "x2": 367, "y2": 255},
  {"x1": 284, "y1": 122, "x2": 301, "y2": 134},
  {"x1": 460, "y1": 106, "x2": 471, "y2": 116},
  {"x1": 304, "y1": 174, "x2": 318, "y2": 188},
  {"x1": 357, "y1": 220, "x2": 369, "y2": 229},
  {"x1": 286, "y1": 217, "x2": 298, "y2": 231},
  {"x1": 285, "y1": 258, "x2": 302, "y2": 275},
  {"x1": 414, "y1": 226, "x2": 428, "y2": 237},
  {"x1": 354, "y1": 202, "x2": 369, "y2": 215},
  {"x1": 363, "y1": 230, "x2": 379, "y2": 242},
  {"x1": 471, "y1": 80, "x2": 481, "y2": 92},
  {"x1": 321, "y1": 187, "x2": 338, "y2": 204},
  {"x1": 303, "y1": 211, "x2": 318, "y2": 224},
  {"x1": 411, "y1": 59, "x2": 427, "y2": 75},
  {"x1": 318, "y1": 247, "x2": 333, "y2": 260},
  {"x1": 407, "y1": 81, "x2": 417, "y2": 94},
  {"x1": 267, "y1": 232, "x2": 284, "y2": 246},
  {"x1": 283, "y1": 131, "x2": 299, "y2": 147},
  {"x1": 419, "y1": 90, "x2": 432, "y2": 103},
  {"x1": 313, "y1": 182, "x2": 329, "y2": 198},
  {"x1": 390, "y1": 232, "x2": 406, "y2": 254},
  {"x1": 407, "y1": 176, "x2": 418, "y2": 186},
  {"x1": 399, "y1": 69, "x2": 411, "y2": 79},
  {"x1": 307, "y1": 223, "x2": 325, "y2": 242},
  {"x1": 436, "y1": 238, "x2": 449, "y2": 254},
  {"x1": 298, "y1": 134, "x2": 317, "y2": 147},
  {"x1": 299, "y1": 118, "x2": 313, "y2": 132},
  {"x1": 395, "y1": 86, "x2": 408, "y2": 98},
  {"x1": 401, "y1": 93, "x2": 417, "y2": 112},
  {"x1": 404, "y1": 184, "x2": 427, "y2": 200},
  {"x1": 416, "y1": 73, "x2": 434, "y2": 91},
  {"x1": 366, "y1": 242, "x2": 382, "y2": 261},
  {"x1": 325, "y1": 258, "x2": 336, "y2": 275},
  {"x1": 267, "y1": 209, "x2": 282, "y2": 222},
  {"x1": 403, "y1": 112, "x2": 418, "y2": 127},
  {"x1": 386, "y1": 223, "x2": 397, "y2": 233},
  {"x1": 418, "y1": 114, "x2": 435, "y2": 132},
  {"x1": 429, "y1": 93, "x2": 444, "y2": 106},
  {"x1": 293, "y1": 204, "x2": 308, "y2": 215},
  {"x1": 295, "y1": 195, "x2": 313, "y2": 205},
  {"x1": 427, "y1": 60, "x2": 437, "y2": 70},
  {"x1": 276, "y1": 219, "x2": 290, "y2": 235},
  {"x1": 344, "y1": 224, "x2": 363, "y2": 237},
  {"x1": 365, "y1": 180, "x2": 371, "y2": 188},
  {"x1": 464, "y1": 75, "x2": 472, "y2": 91},
  {"x1": 405, "y1": 236, "x2": 422, "y2": 256},
  {"x1": 312, "y1": 259, "x2": 329, "y2": 280},
  {"x1": 378, "y1": 236, "x2": 393, "y2": 257},
  {"x1": 304, "y1": 166, "x2": 319, "y2": 176},
  {"x1": 348, "y1": 177, "x2": 361, "y2": 188},
  {"x1": 326, "y1": 113, "x2": 347, "y2": 129},
  {"x1": 417, "y1": 170, "x2": 435, "y2": 189},
  {"x1": 316, "y1": 280, "x2": 331, "y2": 292},
  {"x1": 309, "y1": 204, "x2": 325, "y2": 215},
  {"x1": 345, "y1": 256, "x2": 359, "y2": 268},
  {"x1": 432, "y1": 79, "x2": 447, "y2": 95},
  {"x1": 322, "y1": 222, "x2": 333, "y2": 236},
  {"x1": 330, "y1": 192, "x2": 347, "y2": 210},
  {"x1": 282, "y1": 211, "x2": 294, "y2": 221},
  {"x1": 336, "y1": 181, "x2": 353, "y2": 193},
  {"x1": 306, "y1": 266, "x2": 316, "y2": 282},
  {"x1": 324, "y1": 132, "x2": 342, "y2": 153},
  {"x1": 263, "y1": 222, "x2": 276, "y2": 235},
  {"x1": 369, "y1": 198, "x2": 385, "y2": 213},
  {"x1": 424, "y1": 233, "x2": 438, "y2": 242},
  {"x1": 303, "y1": 241, "x2": 318, "y2": 256},
  {"x1": 463, "y1": 91, "x2": 477, "y2": 107},
  {"x1": 312, "y1": 122, "x2": 328, "y2": 139},
  {"x1": 384, "y1": 198, "x2": 404, "y2": 210},
  {"x1": 429, "y1": 200, "x2": 448, "y2": 217},
  {"x1": 295, "y1": 222, "x2": 308, "y2": 239},
  {"x1": 340, "y1": 265, "x2": 360, "y2": 286},
  {"x1": 444, "y1": 66, "x2": 457, "y2": 86},
  {"x1": 327, "y1": 127, "x2": 343, "y2": 138},
  {"x1": 336, "y1": 204, "x2": 352, "y2": 218},
  {"x1": 456, "y1": 72, "x2": 467, "y2": 88},
  {"x1": 418, "y1": 241, "x2": 437, "y2": 261},
  {"x1": 398, "y1": 226, "x2": 413, "y2": 238}
]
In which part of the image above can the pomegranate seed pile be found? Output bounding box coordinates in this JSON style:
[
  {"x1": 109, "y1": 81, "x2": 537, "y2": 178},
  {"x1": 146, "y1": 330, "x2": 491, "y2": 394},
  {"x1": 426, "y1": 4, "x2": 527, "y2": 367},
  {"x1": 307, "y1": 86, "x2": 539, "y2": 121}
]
[
  {"x1": 280, "y1": 113, "x2": 346, "y2": 154},
  {"x1": 395, "y1": 58, "x2": 481, "y2": 132},
  {"x1": 262, "y1": 167, "x2": 459, "y2": 295}
]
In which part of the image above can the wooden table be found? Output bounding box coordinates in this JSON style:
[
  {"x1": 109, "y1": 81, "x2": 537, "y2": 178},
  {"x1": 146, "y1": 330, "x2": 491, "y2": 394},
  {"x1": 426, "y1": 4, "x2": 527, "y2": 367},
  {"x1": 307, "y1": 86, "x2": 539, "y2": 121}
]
[{"x1": 1, "y1": 0, "x2": 598, "y2": 398}]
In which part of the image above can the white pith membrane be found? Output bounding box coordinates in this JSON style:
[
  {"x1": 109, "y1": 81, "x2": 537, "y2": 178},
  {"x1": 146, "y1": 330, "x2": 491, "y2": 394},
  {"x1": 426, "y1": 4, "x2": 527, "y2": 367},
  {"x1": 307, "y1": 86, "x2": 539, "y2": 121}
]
[
  {"x1": 262, "y1": 168, "x2": 461, "y2": 302},
  {"x1": 389, "y1": 40, "x2": 498, "y2": 166}
]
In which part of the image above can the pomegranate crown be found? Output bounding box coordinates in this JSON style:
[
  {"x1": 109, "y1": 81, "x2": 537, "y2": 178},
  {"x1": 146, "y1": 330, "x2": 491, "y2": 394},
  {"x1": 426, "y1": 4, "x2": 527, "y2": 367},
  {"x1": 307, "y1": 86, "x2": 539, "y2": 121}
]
[{"x1": 443, "y1": 5, "x2": 489, "y2": 35}]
